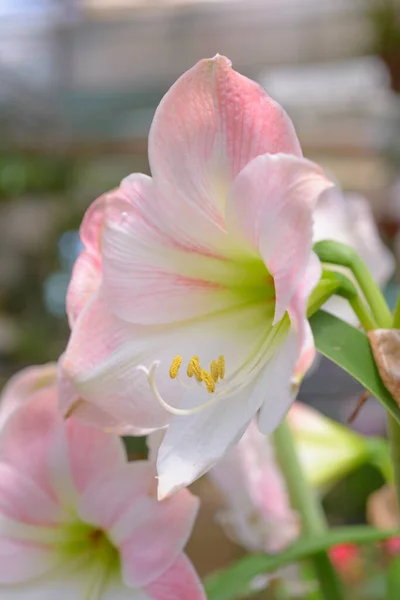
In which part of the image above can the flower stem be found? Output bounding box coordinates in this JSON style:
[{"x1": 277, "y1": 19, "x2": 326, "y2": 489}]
[
  {"x1": 273, "y1": 419, "x2": 345, "y2": 600},
  {"x1": 313, "y1": 241, "x2": 392, "y2": 328},
  {"x1": 392, "y1": 295, "x2": 400, "y2": 329},
  {"x1": 387, "y1": 414, "x2": 400, "y2": 509}
]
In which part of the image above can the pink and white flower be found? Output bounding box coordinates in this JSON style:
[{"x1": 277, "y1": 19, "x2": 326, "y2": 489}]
[
  {"x1": 0, "y1": 365, "x2": 203, "y2": 599},
  {"x1": 61, "y1": 55, "x2": 334, "y2": 498},
  {"x1": 209, "y1": 403, "x2": 370, "y2": 553}
]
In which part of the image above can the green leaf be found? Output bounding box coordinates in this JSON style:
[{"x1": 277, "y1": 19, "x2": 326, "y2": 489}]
[
  {"x1": 205, "y1": 527, "x2": 398, "y2": 600},
  {"x1": 310, "y1": 310, "x2": 400, "y2": 426},
  {"x1": 387, "y1": 556, "x2": 400, "y2": 600}
]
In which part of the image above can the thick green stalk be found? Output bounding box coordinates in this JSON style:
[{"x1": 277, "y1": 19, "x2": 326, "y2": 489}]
[
  {"x1": 393, "y1": 295, "x2": 400, "y2": 329},
  {"x1": 314, "y1": 241, "x2": 392, "y2": 328},
  {"x1": 273, "y1": 420, "x2": 345, "y2": 600},
  {"x1": 387, "y1": 414, "x2": 400, "y2": 509}
]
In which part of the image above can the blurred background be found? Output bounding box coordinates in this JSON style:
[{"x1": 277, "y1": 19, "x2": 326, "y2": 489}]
[{"x1": 1, "y1": 0, "x2": 400, "y2": 595}]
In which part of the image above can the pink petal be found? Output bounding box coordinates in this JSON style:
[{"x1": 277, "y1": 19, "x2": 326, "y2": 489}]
[
  {"x1": 145, "y1": 554, "x2": 206, "y2": 600},
  {"x1": 0, "y1": 364, "x2": 57, "y2": 430},
  {"x1": 66, "y1": 250, "x2": 102, "y2": 328},
  {"x1": 257, "y1": 326, "x2": 300, "y2": 435},
  {"x1": 78, "y1": 461, "x2": 199, "y2": 587},
  {"x1": 288, "y1": 251, "x2": 321, "y2": 383},
  {"x1": 0, "y1": 376, "x2": 126, "y2": 510},
  {"x1": 61, "y1": 293, "x2": 171, "y2": 431},
  {"x1": 80, "y1": 193, "x2": 107, "y2": 255},
  {"x1": 226, "y1": 153, "x2": 333, "y2": 324},
  {"x1": 148, "y1": 55, "x2": 301, "y2": 252},
  {"x1": 0, "y1": 462, "x2": 63, "y2": 526},
  {"x1": 101, "y1": 174, "x2": 245, "y2": 324},
  {"x1": 0, "y1": 537, "x2": 59, "y2": 584}
]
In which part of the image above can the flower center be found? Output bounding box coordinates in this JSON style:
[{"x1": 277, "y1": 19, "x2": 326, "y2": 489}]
[{"x1": 169, "y1": 354, "x2": 225, "y2": 393}]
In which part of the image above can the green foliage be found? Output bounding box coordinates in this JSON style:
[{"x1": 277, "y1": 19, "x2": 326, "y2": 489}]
[
  {"x1": 309, "y1": 311, "x2": 400, "y2": 426},
  {"x1": 204, "y1": 527, "x2": 398, "y2": 600}
]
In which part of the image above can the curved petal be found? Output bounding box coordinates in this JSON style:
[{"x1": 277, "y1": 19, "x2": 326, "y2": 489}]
[
  {"x1": 0, "y1": 364, "x2": 57, "y2": 430},
  {"x1": 145, "y1": 554, "x2": 206, "y2": 600},
  {"x1": 0, "y1": 562, "x2": 98, "y2": 598},
  {"x1": 148, "y1": 55, "x2": 301, "y2": 253},
  {"x1": 66, "y1": 250, "x2": 102, "y2": 328},
  {"x1": 257, "y1": 327, "x2": 300, "y2": 435},
  {"x1": 288, "y1": 251, "x2": 321, "y2": 384},
  {"x1": 0, "y1": 537, "x2": 59, "y2": 585},
  {"x1": 156, "y1": 385, "x2": 262, "y2": 500},
  {"x1": 62, "y1": 292, "x2": 274, "y2": 433},
  {"x1": 78, "y1": 461, "x2": 199, "y2": 588},
  {"x1": 80, "y1": 193, "x2": 107, "y2": 255},
  {"x1": 226, "y1": 153, "x2": 333, "y2": 324},
  {"x1": 101, "y1": 175, "x2": 254, "y2": 324},
  {"x1": 0, "y1": 462, "x2": 63, "y2": 526},
  {"x1": 0, "y1": 381, "x2": 126, "y2": 510}
]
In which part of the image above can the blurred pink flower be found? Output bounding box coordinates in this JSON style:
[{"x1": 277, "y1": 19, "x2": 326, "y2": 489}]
[
  {"x1": 209, "y1": 421, "x2": 300, "y2": 554},
  {"x1": 61, "y1": 54, "x2": 334, "y2": 499},
  {"x1": 0, "y1": 365, "x2": 204, "y2": 599},
  {"x1": 209, "y1": 402, "x2": 371, "y2": 554}
]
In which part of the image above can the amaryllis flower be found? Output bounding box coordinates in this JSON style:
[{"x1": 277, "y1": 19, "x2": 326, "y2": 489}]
[
  {"x1": 209, "y1": 402, "x2": 372, "y2": 554},
  {"x1": 314, "y1": 189, "x2": 394, "y2": 324},
  {"x1": 0, "y1": 365, "x2": 203, "y2": 599},
  {"x1": 209, "y1": 421, "x2": 300, "y2": 554},
  {"x1": 61, "y1": 54, "x2": 334, "y2": 498}
]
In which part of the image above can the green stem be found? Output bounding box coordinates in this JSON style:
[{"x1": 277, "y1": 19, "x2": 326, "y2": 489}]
[
  {"x1": 314, "y1": 241, "x2": 392, "y2": 328},
  {"x1": 274, "y1": 420, "x2": 345, "y2": 600},
  {"x1": 348, "y1": 295, "x2": 378, "y2": 331},
  {"x1": 393, "y1": 295, "x2": 400, "y2": 329},
  {"x1": 387, "y1": 414, "x2": 400, "y2": 509}
]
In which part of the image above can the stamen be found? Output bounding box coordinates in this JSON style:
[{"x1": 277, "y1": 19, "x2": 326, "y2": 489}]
[
  {"x1": 187, "y1": 356, "x2": 202, "y2": 382},
  {"x1": 218, "y1": 355, "x2": 225, "y2": 380},
  {"x1": 169, "y1": 355, "x2": 182, "y2": 379},
  {"x1": 201, "y1": 369, "x2": 216, "y2": 393},
  {"x1": 210, "y1": 360, "x2": 219, "y2": 382},
  {"x1": 136, "y1": 362, "x2": 221, "y2": 416}
]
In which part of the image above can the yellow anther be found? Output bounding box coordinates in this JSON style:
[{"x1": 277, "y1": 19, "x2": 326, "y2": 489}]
[
  {"x1": 187, "y1": 356, "x2": 202, "y2": 382},
  {"x1": 201, "y1": 369, "x2": 216, "y2": 393},
  {"x1": 210, "y1": 360, "x2": 219, "y2": 383},
  {"x1": 169, "y1": 355, "x2": 182, "y2": 379},
  {"x1": 218, "y1": 355, "x2": 225, "y2": 380}
]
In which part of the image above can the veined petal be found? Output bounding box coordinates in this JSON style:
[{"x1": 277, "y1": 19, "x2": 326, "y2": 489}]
[
  {"x1": 0, "y1": 379, "x2": 126, "y2": 511},
  {"x1": 257, "y1": 326, "x2": 300, "y2": 435},
  {"x1": 226, "y1": 153, "x2": 333, "y2": 323},
  {"x1": 0, "y1": 537, "x2": 60, "y2": 585},
  {"x1": 0, "y1": 364, "x2": 57, "y2": 430},
  {"x1": 62, "y1": 292, "x2": 274, "y2": 433},
  {"x1": 78, "y1": 461, "x2": 199, "y2": 588},
  {"x1": 66, "y1": 251, "x2": 102, "y2": 328},
  {"x1": 288, "y1": 251, "x2": 321, "y2": 383},
  {"x1": 148, "y1": 55, "x2": 301, "y2": 253},
  {"x1": 80, "y1": 193, "x2": 107, "y2": 255},
  {"x1": 101, "y1": 174, "x2": 267, "y2": 324},
  {"x1": 144, "y1": 554, "x2": 206, "y2": 600},
  {"x1": 156, "y1": 387, "x2": 261, "y2": 500}
]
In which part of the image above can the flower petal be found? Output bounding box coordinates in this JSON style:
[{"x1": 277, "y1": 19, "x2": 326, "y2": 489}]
[
  {"x1": 0, "y1": 377, "x2": 126, "y2": 511},
  {"x1": 62, "y1": 292, "x2": 274, "y2": 433},
  {"x1": 148, "y1": 55, "x2": 301, "y2": 250},
  {"x1": 101, "y1": 174, "x2": 253, "y2": 324},
  {"x1": 0, "y1": 364, "x2": 57, "y2": 430},
  {"x1": 227, "y1": 153, "x2": 333, "y2": 323},
  {"x1": 0, "y1": 537, "x2": 59, "y2": 585},
  {"x1": 156, "y1": 387, "x2": 262, "y2": 500},
  {"x1": 78, "y1": 461, "x2": 199, "y2": 587},
  {"x1": 288, "y1": 251, "x2": 321, "y2": 383},
  {"x1": 144, "y1": 554, "x2": 206, "y2": 600},
  {"x1": 257, "y1": 327, "x2": 300, "y2": 435},
  {"x1": 66, "y1": 250, "x2": 102, "y2": 328}
]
